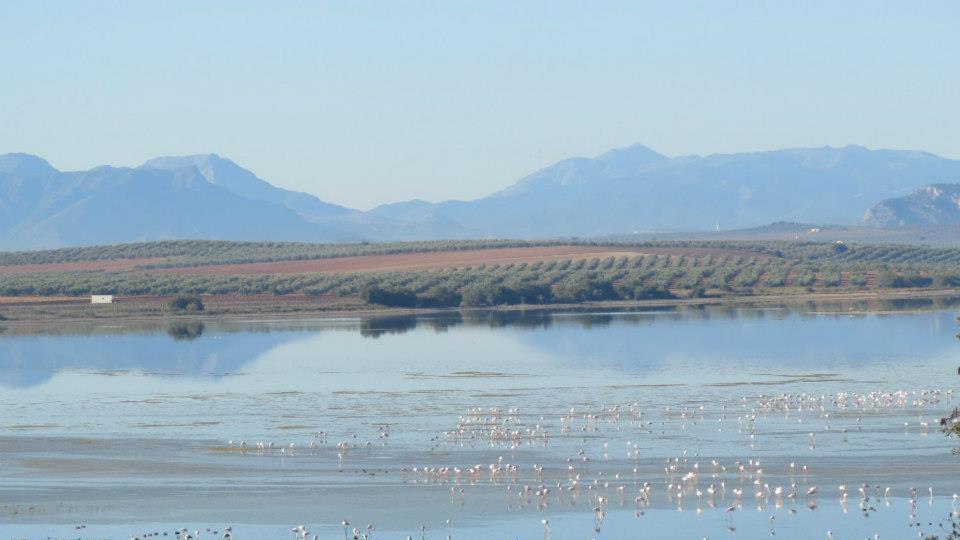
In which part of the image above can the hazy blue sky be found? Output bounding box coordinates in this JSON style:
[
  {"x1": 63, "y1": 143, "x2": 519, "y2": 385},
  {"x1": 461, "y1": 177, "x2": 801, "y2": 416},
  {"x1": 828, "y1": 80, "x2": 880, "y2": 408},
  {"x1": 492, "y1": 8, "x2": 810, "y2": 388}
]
[{"x1": 1, "y1": 1, "x2": 957, "y2": 209}]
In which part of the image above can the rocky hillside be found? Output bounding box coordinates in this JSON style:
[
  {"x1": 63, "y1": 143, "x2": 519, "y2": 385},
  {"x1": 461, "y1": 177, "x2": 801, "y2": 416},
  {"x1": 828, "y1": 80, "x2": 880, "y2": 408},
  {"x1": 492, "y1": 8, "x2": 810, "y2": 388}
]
[{"x1": 863, "y1": 184, "x2": 960, "y2": 227}]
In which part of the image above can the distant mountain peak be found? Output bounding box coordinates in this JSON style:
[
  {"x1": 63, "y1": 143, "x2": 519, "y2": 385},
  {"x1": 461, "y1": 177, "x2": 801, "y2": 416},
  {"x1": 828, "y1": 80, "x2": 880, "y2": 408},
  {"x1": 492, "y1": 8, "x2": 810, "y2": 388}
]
[
  {"x1": 374, "y1": 198, "x2": 435, "y2": 209},
  {"x1": 142, "y1": 154, "x2": 237, "y2": 184},
  {"x1": 492, "y1": 144, "x2": 669, "y2": 198},
  {"x1": 595, "y1": 144, "x2": 668, "y2": 164},
  {"x1": 0, "y1": 153, "x2": 58, "y2": 176},
  {"x1": 141, "y1": 153, "x2": 356, "y2": 219}
]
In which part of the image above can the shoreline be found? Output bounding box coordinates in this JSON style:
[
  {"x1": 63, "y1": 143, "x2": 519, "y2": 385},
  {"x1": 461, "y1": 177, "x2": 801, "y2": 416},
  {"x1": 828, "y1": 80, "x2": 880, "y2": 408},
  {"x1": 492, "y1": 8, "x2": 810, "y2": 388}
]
[{"x1": 1, "y1": 286, "x2": 958, "y2": 329}]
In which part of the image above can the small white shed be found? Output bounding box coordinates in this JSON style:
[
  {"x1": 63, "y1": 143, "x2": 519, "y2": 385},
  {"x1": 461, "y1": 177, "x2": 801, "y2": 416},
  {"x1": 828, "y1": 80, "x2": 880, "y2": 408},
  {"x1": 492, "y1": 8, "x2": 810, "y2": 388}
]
[{"x1": 91, "y1": 295, "x2": 114, "y2": 304}]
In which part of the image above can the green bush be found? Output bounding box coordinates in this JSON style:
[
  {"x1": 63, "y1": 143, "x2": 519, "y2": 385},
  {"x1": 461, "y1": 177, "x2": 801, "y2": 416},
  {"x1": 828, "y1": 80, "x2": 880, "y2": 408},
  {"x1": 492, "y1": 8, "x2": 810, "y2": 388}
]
[
  {"x1": 554, "y1": 275, "x2": 618, "y2": 303},
  {"x1": 794, "y1": 270, "x2": 816, "y2": 287},
  {"x1": 416, "y1": 286, "x2": 462, "y2": 308},
  {"x1": 168, "y1": 295, "x2": 205, "y2": 312},
  {"x1": 819, "y1": 268, "x2": 842, "y2": 287},
  {"x1": 877, "y1": 271, "x2": 933, "y2": 288},
  {"x1": 506, "y1": 281, "x2": 554, "y2": 304},
  {"x1": 934, "y1": 274, "x2": 960, "y2": 287},
  {"x1": 849, "y1": 273, "x2": 868, "y2": 287},
  {"x1": 360, "y1": 286, "x2": 418, "y2": 308},
  {"x1": 689, "y1": 287, "x2": 707, "y2": 299},
  {"x1": 635, "y1": 286, "x2": 675, "y2": 300},
  {"x1": 460, "y1": 282, "x2": 522, "y2": 307},
  {"x1": 613, "y1": 275, "x2": 674, "y2": 300}
]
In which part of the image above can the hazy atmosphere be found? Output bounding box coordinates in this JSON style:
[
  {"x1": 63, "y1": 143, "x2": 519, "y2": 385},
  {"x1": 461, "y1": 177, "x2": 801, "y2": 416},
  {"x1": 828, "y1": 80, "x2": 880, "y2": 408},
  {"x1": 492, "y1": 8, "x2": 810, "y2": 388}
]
[
  {"x1": 3, "y1": 3, "x2": 960, "y2": 540},
  {"x1": 2, "y1": 1, "x2": 958, "y2": 209}
]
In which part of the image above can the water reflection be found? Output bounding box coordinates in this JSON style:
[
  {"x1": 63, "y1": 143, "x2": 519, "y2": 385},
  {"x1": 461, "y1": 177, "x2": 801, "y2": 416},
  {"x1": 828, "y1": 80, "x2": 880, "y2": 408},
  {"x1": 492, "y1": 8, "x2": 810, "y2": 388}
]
[
  {"x1": 166, "y1": 320, "x2": 205, "y2": 341},
  {"x1": 0, "y1": 299, "x2": 958, "y2": 390},
  {"x1": 0, "y1": 322, "x2": 296, "y2": 388},
  {"x1": 360, "y1": 315, "x2": 419, "y2": 338}
]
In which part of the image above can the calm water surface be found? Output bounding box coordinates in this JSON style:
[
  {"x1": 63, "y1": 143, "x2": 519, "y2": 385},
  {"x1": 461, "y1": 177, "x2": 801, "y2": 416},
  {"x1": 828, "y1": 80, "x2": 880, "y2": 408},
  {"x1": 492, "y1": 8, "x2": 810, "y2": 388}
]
[{"x1": 1, "y1": 302, "x2": 959, "y2": 539}]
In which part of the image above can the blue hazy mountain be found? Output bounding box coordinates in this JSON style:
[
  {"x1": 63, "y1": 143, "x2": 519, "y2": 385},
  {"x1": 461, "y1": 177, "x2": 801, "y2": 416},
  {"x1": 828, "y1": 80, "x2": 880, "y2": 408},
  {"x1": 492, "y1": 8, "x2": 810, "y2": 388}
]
[
  {"x1": 370, "y1": 145, "x2": 960, "y2": 237},
  {"x1": 0, "y1": 155, "x2": 353, "y2": 249},
  {"x1": 3, "y1": 145, "x2": 960, "y2": 248},
  {"x1": 0, "y1": 153, "x2": 471, "y2": 249}
]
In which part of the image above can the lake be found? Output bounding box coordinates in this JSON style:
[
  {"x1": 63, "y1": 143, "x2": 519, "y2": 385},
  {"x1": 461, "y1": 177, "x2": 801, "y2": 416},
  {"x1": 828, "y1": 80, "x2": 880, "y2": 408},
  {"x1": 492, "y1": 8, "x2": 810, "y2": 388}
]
[{"x1": 2, "y1": 301, "x2": 959, "y2": 539}]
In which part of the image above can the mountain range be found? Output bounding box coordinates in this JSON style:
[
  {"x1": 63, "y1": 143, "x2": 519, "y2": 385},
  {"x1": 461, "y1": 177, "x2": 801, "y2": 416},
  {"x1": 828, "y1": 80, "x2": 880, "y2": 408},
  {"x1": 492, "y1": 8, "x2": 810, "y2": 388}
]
[{"x1": 2, "y1": 145, "x2": 960, "y2": 249}]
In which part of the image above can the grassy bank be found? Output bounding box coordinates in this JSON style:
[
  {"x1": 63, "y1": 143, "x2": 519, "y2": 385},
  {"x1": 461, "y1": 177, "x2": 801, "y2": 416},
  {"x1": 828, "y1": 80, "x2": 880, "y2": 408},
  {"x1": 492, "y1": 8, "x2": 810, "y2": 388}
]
[{"x1": 1, "y1": 286, "x2": 959, "y2": 326}]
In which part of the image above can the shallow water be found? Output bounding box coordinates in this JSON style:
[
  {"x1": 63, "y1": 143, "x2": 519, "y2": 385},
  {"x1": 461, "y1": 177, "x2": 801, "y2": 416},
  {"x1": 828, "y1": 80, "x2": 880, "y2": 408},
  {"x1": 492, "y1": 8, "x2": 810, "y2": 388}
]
[{"x1": 1, "y1": 303, "x2": 959, "y2": 539}]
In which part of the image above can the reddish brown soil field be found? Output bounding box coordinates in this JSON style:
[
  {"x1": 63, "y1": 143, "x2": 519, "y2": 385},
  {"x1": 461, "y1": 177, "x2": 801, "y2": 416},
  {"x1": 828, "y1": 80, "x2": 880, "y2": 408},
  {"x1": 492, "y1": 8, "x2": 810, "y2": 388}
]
[
  {"x1": 0, "y1": 296, "x2": 84, "y2": 305},
  {"x1": 107, "y1": 293, "x2": 357, "y2": 305},
  {"x1": 0, "y1": 257, "x2": 179, "y2": 275},
  {"x1": 151, "y1": 246, "x2": 772, "y2": 275}
]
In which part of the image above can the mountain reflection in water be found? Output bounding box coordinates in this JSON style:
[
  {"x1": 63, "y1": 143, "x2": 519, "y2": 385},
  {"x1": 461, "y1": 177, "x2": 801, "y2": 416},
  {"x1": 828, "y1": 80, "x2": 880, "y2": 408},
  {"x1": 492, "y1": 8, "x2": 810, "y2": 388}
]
[{"x1": 1, "y1": 298, "x2": 958, "y2": 389}]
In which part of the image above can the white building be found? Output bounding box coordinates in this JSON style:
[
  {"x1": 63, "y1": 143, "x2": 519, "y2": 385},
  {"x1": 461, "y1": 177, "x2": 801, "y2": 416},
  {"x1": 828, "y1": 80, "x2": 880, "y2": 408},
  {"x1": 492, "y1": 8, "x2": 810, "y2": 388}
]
[{"x1": 91, "y1": 295, "x2": 114, "y2": 304}]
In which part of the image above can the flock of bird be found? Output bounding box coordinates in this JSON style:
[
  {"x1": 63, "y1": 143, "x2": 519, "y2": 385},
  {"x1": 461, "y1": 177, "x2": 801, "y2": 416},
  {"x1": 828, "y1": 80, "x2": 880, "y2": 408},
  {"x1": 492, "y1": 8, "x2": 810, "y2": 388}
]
[{"x1": 15, "y1": 387, "x2": 960, "y2": 540}]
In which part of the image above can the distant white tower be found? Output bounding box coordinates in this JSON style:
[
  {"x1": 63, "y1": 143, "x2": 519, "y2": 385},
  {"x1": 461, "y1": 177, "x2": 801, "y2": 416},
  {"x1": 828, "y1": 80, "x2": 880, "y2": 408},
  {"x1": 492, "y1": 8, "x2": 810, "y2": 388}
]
[{"x1": 715, "y1": 220, "x2": 720, "y2": 233}]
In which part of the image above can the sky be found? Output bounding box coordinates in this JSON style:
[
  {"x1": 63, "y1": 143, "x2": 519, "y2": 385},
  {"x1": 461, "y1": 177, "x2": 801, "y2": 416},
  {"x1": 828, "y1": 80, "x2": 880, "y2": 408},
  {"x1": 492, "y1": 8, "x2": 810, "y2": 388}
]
[{"x1": 1, "y1": 1, "x2": 958, "y2": 210}]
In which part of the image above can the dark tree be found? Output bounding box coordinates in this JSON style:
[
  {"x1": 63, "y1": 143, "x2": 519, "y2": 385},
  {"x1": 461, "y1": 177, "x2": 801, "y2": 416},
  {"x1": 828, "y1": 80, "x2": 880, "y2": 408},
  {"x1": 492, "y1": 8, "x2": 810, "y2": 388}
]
[
  {"x1": 361, "y1": 286, "x2": 418, "y2": 308},
  {"x1": 168, "y1": 295, "x2": 205, "y2": 312}
]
